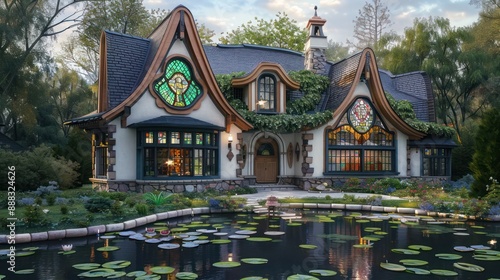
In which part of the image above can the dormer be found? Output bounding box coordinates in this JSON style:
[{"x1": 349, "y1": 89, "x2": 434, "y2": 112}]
[{"x1": 232, "y1": 62, "x2": 300, "y2": 114}]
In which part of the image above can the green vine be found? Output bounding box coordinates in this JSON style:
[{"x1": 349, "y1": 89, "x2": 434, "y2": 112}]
[
  {"x1": 386, "y1": 93, "x2": 456, "y2": 138},
  {"x1": 215, "y1": 70, "x2": 332, "y2": 133}
]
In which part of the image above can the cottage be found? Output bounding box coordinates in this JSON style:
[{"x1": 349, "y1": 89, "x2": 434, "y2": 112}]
[{"x1": 66, "y1": 5, "x2": 455, "y2": 192}]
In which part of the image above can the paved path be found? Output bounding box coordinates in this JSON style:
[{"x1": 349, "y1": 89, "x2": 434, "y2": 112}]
[{"x1": 235, "y1": 189, "x2": 403, "y2": 201}]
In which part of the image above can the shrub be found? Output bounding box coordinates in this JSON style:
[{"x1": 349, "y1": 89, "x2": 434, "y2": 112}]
[
  {"x1": 135, "y1": 203, "x2": 149, "y2": 215},
  {"x1": 23, "y1": 204, "x2": 49, "y2": 226},
  {"x1": 343, "y1": 178, "x2": 360, "y2": 191},
  {"x1": 110, "y1": 201, "x2": 124, "y2": 216},
  {"x1": 0, "y1": 145, "x2": 80, "y2": 191},
  {"x1": 144, "y1": 191, "x2": 172, "y2": 206},
  {"x1": 46, "y1": 194, "x2": 57, "y2": 206},
  {"x1": 60, "y1": 205, "x2": 69, "y2": 215},
  {"x1": 100, "y1": 191, "x2": 128, "y2": 202},
  {"x1": 18, "y1": 197, "x2": 36, "y2": 206},
  {"x1": 124, "y1": 197, "x2": 138, "y2": 208},
  {"x1": 84, "y1": 197, "x2": 113, "y2": 213},
  {"x1": 33, "y1": 185, "x2": 61, "y2": 197}
]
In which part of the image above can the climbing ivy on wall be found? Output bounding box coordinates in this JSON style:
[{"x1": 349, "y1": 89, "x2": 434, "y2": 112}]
[
  {"x1": 215, "y1": 70, "x2": 332, "y2": 133},
  {"x1": 386, "y1": 93, "x2": 456, "y2": 138}
]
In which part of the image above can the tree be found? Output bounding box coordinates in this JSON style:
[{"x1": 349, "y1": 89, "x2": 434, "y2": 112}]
[
  {"x1": 325, "y1": 40, "x2": 351, "y2": 62},
  {"x1": 220, "y1": 12, "x2": 307, "y2": 52},
  {"x1": 348, "y1": 0, "x2": 392, "y2": 50},
  {"x1": 0, "y1": 0, "x2": 85, "y2": 141},
  {"x1": 197, "y1": 22, "x2": 216, "y2": 44},
  {"x1": 61, "y1": 0, "x2": 168, "y2": 83},
  {"x1": 470, "y1": 108, "x2": 500, "y2": 197}
]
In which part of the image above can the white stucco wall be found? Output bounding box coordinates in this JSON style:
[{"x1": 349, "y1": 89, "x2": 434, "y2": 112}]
[
  {"x1": 110, "y1": 118, "x2": 137, "y2": 180},
  {"x1": 396, "y1": 131, "x2": 408, "y2": 177},
  {"x1": 220, "y1": 124, "x2": 242, "y2": 180},
  {"x1": 409, "y1": 148, "x2": 421, "y2": 177}
]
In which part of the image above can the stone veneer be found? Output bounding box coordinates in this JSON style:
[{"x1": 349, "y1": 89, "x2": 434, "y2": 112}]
[{"x1": 301, "y1": 133, "x2": 314, "y2": 177}]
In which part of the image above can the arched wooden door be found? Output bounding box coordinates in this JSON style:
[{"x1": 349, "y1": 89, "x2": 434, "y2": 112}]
[{"x1": 254, "y1": 138, "x2": 279, "y2": 183}]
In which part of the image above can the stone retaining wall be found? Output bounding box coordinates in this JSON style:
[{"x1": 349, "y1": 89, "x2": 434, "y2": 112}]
[{"x1": 3, "y1": 203, "x2": 492, "y2": 245}]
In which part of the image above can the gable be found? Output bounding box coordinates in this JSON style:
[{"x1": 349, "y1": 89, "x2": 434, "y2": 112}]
[{"x1": 98, "y1": 5, "x2": 252, "y2": 132}]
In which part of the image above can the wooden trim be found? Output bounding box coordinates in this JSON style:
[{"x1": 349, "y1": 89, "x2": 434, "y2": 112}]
[
  {"x1": 98, "y1": 32, "x2": 108, "y2": 113},
  {"x1": 330, "y1": 48, "x2": 425, "y2": 140},
  {"x1": 101, "y1": 6, "x2": 252, "y2": 132},
  {"x1": 148, "y1": 54, "x2": 207, "y2": 115},
  {"x1": 232, "y1": 62, "x2": 300, "y2": 90}
]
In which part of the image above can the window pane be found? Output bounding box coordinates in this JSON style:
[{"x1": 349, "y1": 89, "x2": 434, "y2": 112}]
[
  {"x1": 158, "y1": 132, "x2": 167, "y2": 144},
  {"x1": 194, "y1": 149, "x2": 203, "y2": 175},
  {"x1": 96, "y1": 147, "x2": 108, "y2": 176},
  {"x1": 196, "y1": 133, "x2": 203, "y2": 145},
  {"x1": 144, "y1": 148, "x2": 155, "y2": 176},
  {"x1": 184, "y1": 133, "x2": 192, "y2": 144},
  {"x1": 145, "y1": 132, "x2": 154, "y2": 144},
  {"x1": 206, "y1": 133, "x2": 211, "y2": 146},
  {"x1": 171, "y1": 132, "x2": 180, "y2": 144}
]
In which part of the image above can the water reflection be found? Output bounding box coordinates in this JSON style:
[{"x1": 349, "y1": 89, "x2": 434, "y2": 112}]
[{"x1": 1, "y1": 212, "x2": 500, "y2": 279}]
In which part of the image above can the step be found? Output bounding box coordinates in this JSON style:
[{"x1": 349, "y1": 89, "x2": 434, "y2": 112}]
[{"x1": 249, "y1": 184, "x2": 300, "y2": 191}]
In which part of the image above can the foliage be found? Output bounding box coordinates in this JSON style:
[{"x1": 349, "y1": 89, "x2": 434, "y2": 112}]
[
  {"x1": 196, "y1": 22, "x2": 216, "y2": 44},
  {"x1": 135, "y1": 203, "x2": 149, "y2": 216},
  {"x1": 60, "y1": 205, "x2": 69, "y2": 215},
  {"x1": 110, "y1": 201, "x2": 124, "y2": 216},
  {"x1": 484, "y1": 177, "x2": 500, "y2": 205},
  {"x1": 23, "y1": 204, "x2": 49, "y2": 227},
  {"x1": 209, "y1": 196, "x2": 246, "y2": 211},
  {"x1": 216, "y1": 70, "x2": 332, "y2": 133},
  {"x1": 386, "y1": 93, "x2": 456, "y2": 138},
  {"x1": 84, "y1": 197, "x2": 114, "y2": 213},
  {"x1": 0, "y1": 145, "x2": 80, "y2": 191},
  {"x1": 33, "y1": 184, "x2": 61, "y2": 197},
  {"x1": 325, "y1": 40, "x2": 351, "y2": 62},
  {"x1": 144, "y1": 191, "x2": 172, "y2": 206},
  {"x1": 470, "y1": 108, "x2": 500, "y2": 197},
  {"x1": 348, "y1": 0, "x2": 392, "y2": 50},
  {"x1": 220, "y1": 12, "x2": 307, "y2": 52}
]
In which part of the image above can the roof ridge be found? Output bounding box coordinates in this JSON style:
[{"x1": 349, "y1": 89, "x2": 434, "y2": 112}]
[
  {"x1": 379, "y1": 68, "x2": 426, "y2": 77},
  {"x1": 215, "y1": 44, "x2": 304, "y2": 56},
  {"x1": 104, "y1": 30, "x2": 150, "y2": 42}
]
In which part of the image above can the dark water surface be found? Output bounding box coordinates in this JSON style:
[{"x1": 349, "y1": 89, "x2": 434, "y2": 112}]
[{"x1": 1, "y1": 210, "x2": 500, "y2": 279}]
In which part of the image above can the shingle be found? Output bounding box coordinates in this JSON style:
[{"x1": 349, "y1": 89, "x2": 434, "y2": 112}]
[{"x1": 105, "y1": 31, "x2": 152, "y2": 109}]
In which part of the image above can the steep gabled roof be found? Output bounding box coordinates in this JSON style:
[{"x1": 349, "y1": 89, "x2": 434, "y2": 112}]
[
  {"x1": 324, "y1": 49, "x2": 426, "y2": 140},
  {"x1": 379, "y1": 70, "x2": 436, "y2": 122},
  {"x1": 95, "y1": 5, "x2": 252, "y2": 132},
  {"x1": 0, "y1": 132, "x2": 25, "y2": 152}
]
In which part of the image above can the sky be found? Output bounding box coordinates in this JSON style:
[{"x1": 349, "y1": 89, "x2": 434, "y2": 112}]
[{"x1": 141, "y1": 0, "x2": 481, "y2": 45}]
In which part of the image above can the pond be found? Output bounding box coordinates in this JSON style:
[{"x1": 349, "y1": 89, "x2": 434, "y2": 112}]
[{"x1": 1, "y1": 210, "x2": 500, "y2": 279}]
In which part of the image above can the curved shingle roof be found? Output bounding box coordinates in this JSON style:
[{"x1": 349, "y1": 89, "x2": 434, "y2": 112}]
[
  {"x1": 105, "y1": 31, "x2": 152, "y2": 109},
  {"x1": 203, "y1": 44, "x2": 307, "y2": 75}
]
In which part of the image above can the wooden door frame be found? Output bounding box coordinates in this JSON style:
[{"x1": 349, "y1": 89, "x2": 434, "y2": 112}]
[{"x1": 254, "y1": 137, "x2": 279, "y2": 183}]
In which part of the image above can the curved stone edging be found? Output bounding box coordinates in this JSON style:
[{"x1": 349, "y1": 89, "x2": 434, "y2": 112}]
[{"x1": 1, "y1": 205, "x2": 496, "y2": 244}]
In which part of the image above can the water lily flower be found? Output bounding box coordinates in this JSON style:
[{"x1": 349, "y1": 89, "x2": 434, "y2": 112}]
[
  {"x1": 43, "y1": 209, "x2": 49, "y2": 214},
  {"x1": 61, "y1": 244, "x2": 73, "y2": 251}
]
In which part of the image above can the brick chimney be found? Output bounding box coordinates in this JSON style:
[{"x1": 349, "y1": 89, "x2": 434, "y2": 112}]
[{"x1": 304, "y1": 6, "x2": 327, "y2": 74}]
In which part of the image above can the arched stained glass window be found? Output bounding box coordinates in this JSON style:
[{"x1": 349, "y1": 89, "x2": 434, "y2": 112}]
[
  {"x1": 348, "y1": 98, "x2": 374, "y2": 133},
  {"x1": 153, "y1": 58, "x2": 202, "y2": 109}
]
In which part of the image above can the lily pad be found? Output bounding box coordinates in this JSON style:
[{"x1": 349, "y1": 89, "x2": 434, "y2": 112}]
[
  {"x1": 150, "y1": 266, "x2": 175, "y2": 274},
  {"x1": 391, "y1": 249, "x2": 420, "y2": 255},
  {"x1": 72, "y1": 263, "x2": 101, "y2": 270},
  {"x1": 102, "y1": 260, "x2": 131, "y2": 269},
  {"x1": 356, "y1": 219, "x2": 370, "y2": 223},
  {"x1": 473, "y1": 255, "x2": 500, "y2": 261},
  {"x1": 126, "y1": 271, "x2": 147, "y2": 277},
  {"x1": 380, "y1": 262, "x2": 406, "y2": 272},
  {"x1": 22, "y1": 247, "x2": 39, "y2": 251},
  {"x1": 175, "y1": 272, "x2": 198, "y2": 279},
  {"x1": 241, "y1": 258, "x2": 268, "y2": 264},
  {"x1": 106, "y1": 271, "x2": 127, "y2": 278},
  {"x1": 309, "y1": 269, "x2": 337, "y2": 276},
  {"x1": 78, "y1": 268, "x2": 116, "y2": 278},
  {"x1": 58, "y1": 250, "x2": 76, "y2": 255},
  {"x1": 15, "y1": 251, "x2": 35, "y2": 257},
  {"x1": 399, "y1": 259, "x2": 428, "y2": 266},
  {"x1": 435, "y1": 253, "x2": 462, "y2": 260},
  {"x1": 430, "y1": 269, "x2": 458, "y2": 276},
  {"x1": 14, "y1": 269, "x2": 35, "y2": 274},
  {"x1": 264, "y1": 231, "x2": 285, "y2": 236},
  {"x1": 240, "y1": 277, "x2": 267, "y2": 280},
  {"x1": 136, "y1": 275, "x2": 161, "y2": 280},
  {"x1": 96, "y1": 246, "x2": 119, "y2": 252},
  {"x1": 246, "y1": 237, "x2": 272, "y2": 242},
  {"x1": 299, "y1": 244, "x2": 317, "y2": 249},
  {"x1": 158, "y1": 243, "x2": 180, "y2": 250},
  {"x1": 213, "y1": 261, "x2": 241, "y2": 268},
  {"x1": 353, "y1": 244, "x2": 373, "y2": 248},
  {"x1": 286, "y1": 223, "x2": 302, "y2": 226},
  {"x1": 211, "y1": 239, "x2": 231, "y2": 244},
  {"x1": 453, "y1": 262, "x2": 485, "y2": 272},
  {"x1": 408, "y1": 245, "x2": 432, "y2": 251},
  {"x1": 287, "y1": 274, "x2": 319, "y2": 280},
  {"x1": 475, "y1": 249, "x2": 500, "y2": 255},
  {"x1": 405, "y1": 268, "x2": 431, "y2": 275}
]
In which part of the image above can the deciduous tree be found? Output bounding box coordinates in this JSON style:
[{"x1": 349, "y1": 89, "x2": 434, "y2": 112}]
[
  {"x1": 220, "y1": 12, "x2": 307, "y2": 52},
  {"x1": 348, "y1": 0, "x2": 392, "y2": 50}
]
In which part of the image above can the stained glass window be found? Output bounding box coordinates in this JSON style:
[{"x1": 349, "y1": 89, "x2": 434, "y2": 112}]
[
  {"x1": 152, "y1": 59, "x2": 202, "y2": 108},
  {"x1": 158, "y1": 132, "x2": 167, "y2": 144},
  {"x1": 348, "y1": 99, "x2": 374, "y2": 133},
  {"x1": 145, "y1": 132, "x2": 154, "y2": 144}
]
